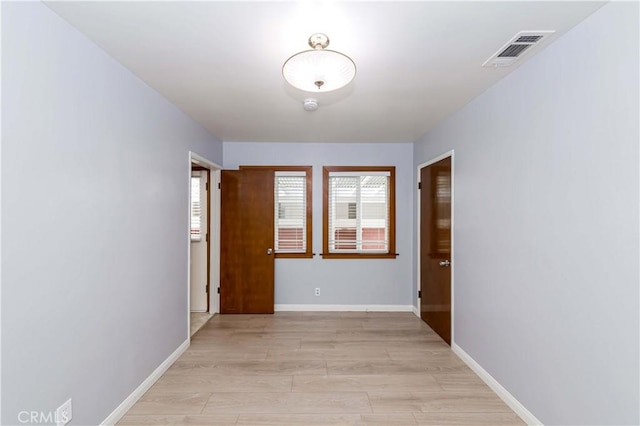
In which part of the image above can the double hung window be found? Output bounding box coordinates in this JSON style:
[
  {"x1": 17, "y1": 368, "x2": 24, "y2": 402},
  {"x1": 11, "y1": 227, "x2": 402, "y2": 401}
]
[
  {"x1": 274, "y1": 170, "x2": 311, "y2": 257},
  {"x1": 323, "y1": 166, "x2": 396, "y2": 259}
]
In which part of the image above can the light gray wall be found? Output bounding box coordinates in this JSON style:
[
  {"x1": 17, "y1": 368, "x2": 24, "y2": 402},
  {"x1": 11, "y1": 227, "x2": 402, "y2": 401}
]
[
  {"x1": 1, "y1": 3, "x2": 222, "y2": 425},
  {"x1": 413, "y1": 3, "x2": 639, "y2": 425},
  {"x1": 224, "y1": 142, "x2": 414, "y2": 306}
]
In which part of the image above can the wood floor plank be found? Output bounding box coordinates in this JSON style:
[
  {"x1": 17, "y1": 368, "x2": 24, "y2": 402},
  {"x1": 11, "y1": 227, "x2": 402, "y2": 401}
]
[
  {"x1": 202, "y1": 392, "x2": 372, "y2": 414},
  {"x1": 213, "y1": 338, "x2": 302, "y2": 349},
  {"x1": 152, "y1": 375, "x2": 293, "y2": 393},
  {"x1": 360, "y1": 413, "x2": 418, "y2": 425},
  {"x1": 301, "y1": 340, "x2": 449, "y2": 351},
  {"x1": 360, "y1": 319, "x2": 434, "y2": 331},
  {"x1": 413, "y1": 412, "x2": 526, "y2": 425},
  {"x1": 184, "y1": 360, "x2": 327, "y2": 376},
  {"x1": 124, "y1": 391, "x2": 211, "y2": 415},
  {"x1": 264, "y1": 320, "x2": 364, "y2": 332},
  {"x1": 368, "y1": 391, "x2": 513, "y2": 413},
  {"x1": 335, "y1": 329, "x2": 444, "y2": 341},
  {"x1": 117, "y1": 414, "x2": 238, "y2": 425},
  {"x1": 163, "y1": 366, "x2": 193, "y2": 376},
  {"x1": 234, "y1": 330, "x2": 339, "y2": 340},
  {"x1": 430, "y1": 371, "x2": 495, "y2": 392},
  {"x1": 386, "y1": 348, "x2": 457, "y2": 360},
  {"x1": 179, "y1": 349, "x2": 268, "y2": 361},
  {"x1": 292, "y1": 375, "x2": 442, "y2": 393},
  {"x1": 236, "y1": 414, "x2": 362, "y2": 425},
  {"x1": 327, "y1": 360, "x2": 467, "y2": 375},
  {"x1": 266, "y1": 348, "x2": 391, "y2": 361}
]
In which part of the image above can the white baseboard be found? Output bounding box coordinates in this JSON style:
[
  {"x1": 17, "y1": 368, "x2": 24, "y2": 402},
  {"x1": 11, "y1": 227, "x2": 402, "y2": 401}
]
[
  {"x1": 274, "y1": 304, "x2": 413, "y2": 312},
  {"x1": 452, "y1": 343, "x2": 543, "y2": 426},
  {"x1": 101, "y1": 339, "x2": 190, "y2": 425},
  {"x1": 412, "y1": 305, "x2": 419, "y2": 317}
]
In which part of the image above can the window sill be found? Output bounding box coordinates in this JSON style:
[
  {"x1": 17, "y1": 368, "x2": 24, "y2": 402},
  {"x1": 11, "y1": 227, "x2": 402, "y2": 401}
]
[
  {"x1": 275, "y1": 253, "x2": 314, "y2": 259},
  {"x1": 320, "y1": 253, "x2": 398, "y2": 259}
]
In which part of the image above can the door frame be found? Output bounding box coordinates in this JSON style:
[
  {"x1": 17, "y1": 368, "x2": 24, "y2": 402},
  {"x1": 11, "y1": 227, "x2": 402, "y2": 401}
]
[
  {"x1": 188, "y1": 152, "x2": 222, "y2": 338},
  {"x1": 416, "y1": 150, "x2": 455, "y2": 344}
]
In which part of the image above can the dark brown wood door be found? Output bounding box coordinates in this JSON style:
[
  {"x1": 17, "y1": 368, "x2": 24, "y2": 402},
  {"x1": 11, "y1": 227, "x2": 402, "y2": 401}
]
[
  {"x1": 420, "y1": 157, "x2": 452, "y2": 344},
  {"x1": 220, "y1": 169, "x2": 275, "y2": 314}
]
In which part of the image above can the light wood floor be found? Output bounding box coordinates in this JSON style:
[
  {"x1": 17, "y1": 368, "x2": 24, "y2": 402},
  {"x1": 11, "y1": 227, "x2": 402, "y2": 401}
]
[
  {"x1": 118, "y1": 312, "x2": 525, "y2": 426},
  {"x1": 191, "y1": 312, "x2": 214, "y2": 337}
]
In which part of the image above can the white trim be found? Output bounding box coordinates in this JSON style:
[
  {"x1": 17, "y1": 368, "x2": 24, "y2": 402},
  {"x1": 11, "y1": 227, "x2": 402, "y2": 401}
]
[
  {"x1": 0, "y1": 4, "x2": 3, "y2": 420},
  {"x1": 416, "y1": 150, "x2": 455, "y2": 343},
  {"x1": 418, "y1": 150, "x2": 455, "y2": 169},
  {"x1": 100, "y1": 339, "x2": 189, "y2": 426},
  {"x1": 452, "y1": 343, "x2": 542, "y2": 425},
  {"x1": 275, "y1": 304, "x2": 413, "y2": 312},
  {"x1": 329, "y1": 171, "x2": 391, "y2": 177},
  {"x1": 450, "y1": 153, "x2": 455, "y2": 344},
  {"x1": 412, "y1": 305, "x2": 419, "y2": 317},
  {"x1": 210, "y1": 169, "x2": 221, "y2": 315},
  {"x1": 275, "y1": 171, "x2": 306, "y2": 177},
  {"x1": 190, "y1": 152, "x2": 222, "y2": 170}
]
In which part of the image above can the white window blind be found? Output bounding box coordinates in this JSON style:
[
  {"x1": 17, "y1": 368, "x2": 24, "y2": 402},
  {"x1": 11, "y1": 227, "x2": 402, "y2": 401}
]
[
  {"x1": 328, "y1": 171, "x2": 390, "y2": 253},
  {"x1": 190, "y1": 174, "x2": 202, "y2": 242},
  {"x1": 274, "y1": 171, "x2": 306, "y2": 253}
]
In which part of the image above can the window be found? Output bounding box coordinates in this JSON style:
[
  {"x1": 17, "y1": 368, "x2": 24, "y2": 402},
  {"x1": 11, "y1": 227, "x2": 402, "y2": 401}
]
[
  {"x1": 240, "y1": 165, "x2": 313, "y2": 258},
  {"x1": 190, "y1": 174, "x2": 202, "y2": 242},
  {"x1": 323, "y1": 166, "x2": 396, "y2": 259},
  {"x1": 274, "y1": 171, "x2": 307, "y2": 255}
]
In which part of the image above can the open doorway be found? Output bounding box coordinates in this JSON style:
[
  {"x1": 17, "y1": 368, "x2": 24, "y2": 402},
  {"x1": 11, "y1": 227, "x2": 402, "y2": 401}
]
[
  {"x1": 190, "y1": 166, "x2": 210, "y2": 334},
  {"x1": 188, "y1": 152, "x2": 221, "y2": 337}
]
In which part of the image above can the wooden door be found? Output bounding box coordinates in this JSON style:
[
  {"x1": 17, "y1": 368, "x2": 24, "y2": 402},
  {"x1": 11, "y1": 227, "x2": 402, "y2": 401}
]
[
  {"x1": 220, "y1": 169, "x2": 275, "y2": 314},
  {"x1": 420, "y1": 157, "x2": 452, "y2": 344}
]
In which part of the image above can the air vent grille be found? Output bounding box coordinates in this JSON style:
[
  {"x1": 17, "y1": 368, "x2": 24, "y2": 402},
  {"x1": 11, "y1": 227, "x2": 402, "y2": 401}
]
[
  {"x1": 483, "y1": 31, "x2": 555, "y2": 67},
  {"x1": 515, "y1": 35, "x2": 543, "y2": 43},
  {"x1": 497, "y1": 44, "x2": 532, "y2": 58}
]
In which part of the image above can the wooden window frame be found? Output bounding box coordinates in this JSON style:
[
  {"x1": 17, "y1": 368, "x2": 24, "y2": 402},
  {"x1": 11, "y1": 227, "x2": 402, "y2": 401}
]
[
  {"x1": 322, "y1": 166, "x2": 397, "y2": 259},
  {"x1": 240, "y1": 165, "x2": 313, "y2": 259}
]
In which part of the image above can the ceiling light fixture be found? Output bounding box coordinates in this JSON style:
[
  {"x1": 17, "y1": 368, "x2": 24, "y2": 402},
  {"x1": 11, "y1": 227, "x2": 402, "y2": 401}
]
[{"x1": 282, "y1": 33, "x2": 356, "y2": 93}]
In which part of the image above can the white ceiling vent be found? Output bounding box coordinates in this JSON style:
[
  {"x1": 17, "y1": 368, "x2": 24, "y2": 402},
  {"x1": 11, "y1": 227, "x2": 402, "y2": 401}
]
[{"x1": 483, "y1": 31, "x2": 555, "y2": 68}]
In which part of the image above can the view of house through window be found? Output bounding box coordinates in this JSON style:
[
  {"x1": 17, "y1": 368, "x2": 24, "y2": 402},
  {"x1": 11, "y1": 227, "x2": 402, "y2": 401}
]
[
  {"x1": 274, "y1": 171, "x2": 307, "y2": 253},
  {"x1": 323, "y1": 166, "x2": 396, "y2": 258},
  {"x1": 190, "y1": 174, "x2": 202, "y2": 242}
]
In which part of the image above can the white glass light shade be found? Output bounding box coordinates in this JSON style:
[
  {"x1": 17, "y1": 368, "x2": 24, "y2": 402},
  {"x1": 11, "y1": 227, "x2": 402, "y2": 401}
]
[{"x1": 282, "y1": 49, "x2": 356, "y2": 92}]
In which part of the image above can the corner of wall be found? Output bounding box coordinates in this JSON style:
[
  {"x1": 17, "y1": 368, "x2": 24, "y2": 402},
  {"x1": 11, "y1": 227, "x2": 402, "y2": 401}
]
[
  {"x1": 0, "y1": 1, "x2": 4, "y2": 419},
  {"x1": 100, "y1": 339, "x2": 189, "y2": 425}
]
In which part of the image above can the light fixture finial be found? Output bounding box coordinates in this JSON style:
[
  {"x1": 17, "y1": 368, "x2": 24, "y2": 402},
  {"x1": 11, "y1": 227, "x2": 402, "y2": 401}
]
[{"x1": 308, "y1": 33, "x2": 330, "y2": 50}]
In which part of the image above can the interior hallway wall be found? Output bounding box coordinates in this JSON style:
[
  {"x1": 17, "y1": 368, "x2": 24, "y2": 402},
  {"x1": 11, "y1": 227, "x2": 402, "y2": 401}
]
[
  {"x1": 2, "y1": 3, "x2": 222, "y2": 424},
  {"x1": 413, "y1": 2, "x2": 639, "y2": 424}
]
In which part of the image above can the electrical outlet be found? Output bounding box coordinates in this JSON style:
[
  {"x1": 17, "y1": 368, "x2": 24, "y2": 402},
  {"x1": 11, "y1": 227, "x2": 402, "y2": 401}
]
[
  {"x1": 314, "y1": 288, "x2": 320, "y2": 296},
  {"x1": 56, "y1": 399, "x2": 72, "y2": 426}
]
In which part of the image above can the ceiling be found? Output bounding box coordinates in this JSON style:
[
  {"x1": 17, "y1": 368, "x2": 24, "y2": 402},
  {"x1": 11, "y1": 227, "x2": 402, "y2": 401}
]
[{"x1": 45, "y1": 1, "x2": 605, "y2": 143}]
